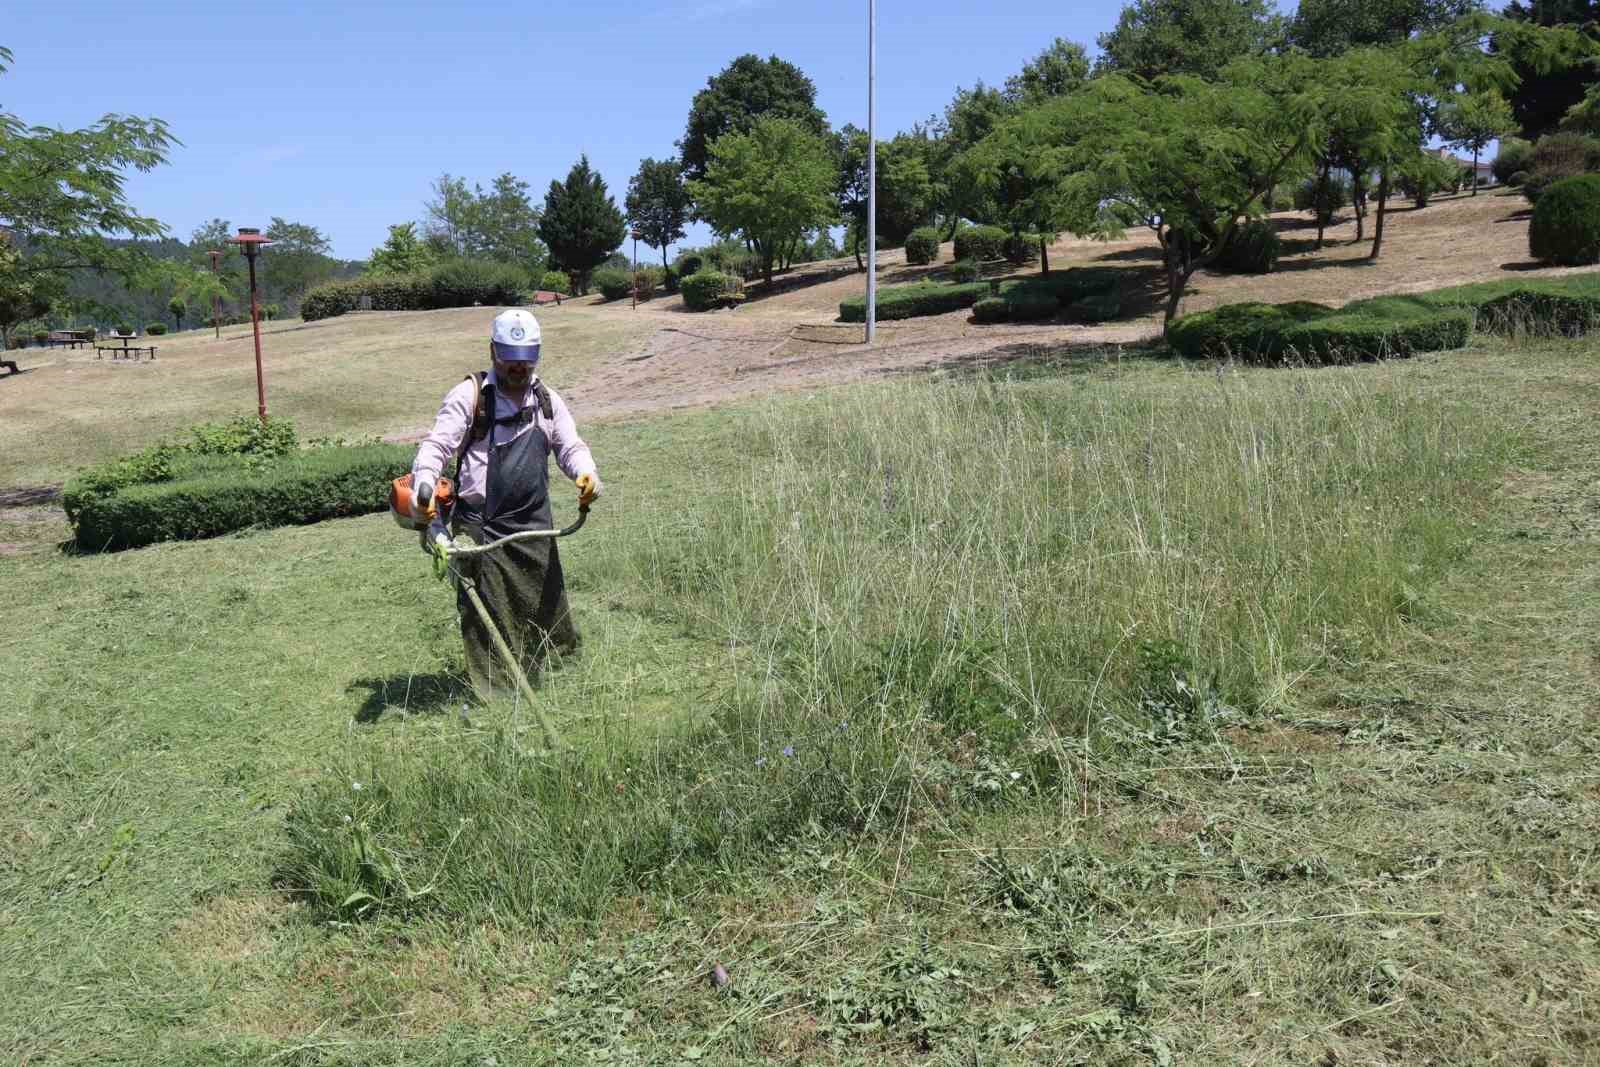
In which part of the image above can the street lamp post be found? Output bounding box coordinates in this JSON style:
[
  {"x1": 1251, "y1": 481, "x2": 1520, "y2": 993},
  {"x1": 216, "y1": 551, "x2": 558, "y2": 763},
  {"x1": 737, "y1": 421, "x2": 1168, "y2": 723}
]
[
  {"x1": 206, "y1": 249, "x2": 224, "y2": 341},
  {"x1": 866, "y1": 0, "x2": 877, "y2": 344},
  {"x1": 228, "y1": 227, "x2": 274, "y2": 422}
]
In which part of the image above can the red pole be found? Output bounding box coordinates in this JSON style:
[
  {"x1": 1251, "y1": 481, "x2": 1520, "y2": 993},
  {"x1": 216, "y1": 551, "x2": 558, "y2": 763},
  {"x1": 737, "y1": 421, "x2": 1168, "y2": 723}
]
[{"x1": 247, "y1": 253, "x2": 266, "y2": 421}]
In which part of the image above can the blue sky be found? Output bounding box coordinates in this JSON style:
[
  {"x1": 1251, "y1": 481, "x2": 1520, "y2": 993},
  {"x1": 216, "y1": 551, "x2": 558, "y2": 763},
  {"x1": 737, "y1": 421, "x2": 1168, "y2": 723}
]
[{"x1": 13, "y1": 0, "x2": 1188, "y2": 260}]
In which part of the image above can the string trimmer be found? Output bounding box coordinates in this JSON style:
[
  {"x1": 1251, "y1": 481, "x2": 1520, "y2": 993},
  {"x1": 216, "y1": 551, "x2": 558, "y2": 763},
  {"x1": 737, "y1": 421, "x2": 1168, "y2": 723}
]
[{"x1": 390, "y1": 474, "x2": 588, "y2": 749}]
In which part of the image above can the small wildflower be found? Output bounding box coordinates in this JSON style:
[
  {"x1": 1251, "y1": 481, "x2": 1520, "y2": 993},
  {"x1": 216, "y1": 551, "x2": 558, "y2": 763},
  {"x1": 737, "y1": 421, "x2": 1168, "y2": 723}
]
[
  {"x1": 755, "y1": 757, "x2": 768, "y2": 768},
  {"x1": 782, "y1": 745, "x2": 795, "y2": 758},
  {"x1": 351, "y1": 781, "x2": 362, "y2": 792},
  {"x1": 1009, "y1": 771, "x2": 1022, "y2": 781}
]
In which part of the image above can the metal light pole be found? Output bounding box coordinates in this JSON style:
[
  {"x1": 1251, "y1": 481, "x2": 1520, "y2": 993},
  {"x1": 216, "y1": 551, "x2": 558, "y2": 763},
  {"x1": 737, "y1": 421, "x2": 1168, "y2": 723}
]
[
  {"x1": 866, "y1": 0, "x2": 877, "y2": 344},
  {"x1": 228, "y1": 227, "x2": 273, "y2": 422},
  {"x1": 631, "y1": 228, "x2": 641, "y2": 310},
  {"x1": 206, "y1": 249, "x2": 224, "y2": 340}
]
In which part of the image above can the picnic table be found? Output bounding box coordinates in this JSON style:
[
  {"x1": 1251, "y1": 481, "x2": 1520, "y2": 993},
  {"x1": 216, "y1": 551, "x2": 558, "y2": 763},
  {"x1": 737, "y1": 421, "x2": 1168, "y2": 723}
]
[
  {"x1": 95, "y1": 334, "x2": 157, "y2": 361},
  {"x1": 47, "y1": 330, "x2": 92, "y2": 350}
]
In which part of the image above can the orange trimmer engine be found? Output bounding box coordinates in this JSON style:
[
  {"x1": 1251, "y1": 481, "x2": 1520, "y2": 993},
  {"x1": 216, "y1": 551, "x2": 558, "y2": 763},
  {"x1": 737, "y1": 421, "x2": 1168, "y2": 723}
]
[{"x1": 389, "y1": 473, "x2": 456, "y2": 531}]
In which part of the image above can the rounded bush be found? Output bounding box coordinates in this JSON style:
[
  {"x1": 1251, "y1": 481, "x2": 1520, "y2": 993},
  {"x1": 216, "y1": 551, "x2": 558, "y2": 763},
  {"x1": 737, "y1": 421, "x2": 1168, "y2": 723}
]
[
  {"x1": 1493, "y1": 138, "x2": 1533, "y2": 186},
  {"x1": 1508, "y1": 170, "x2": 1530, "y2": 188},
  {"x1": 972, "y1": 297, "x2": 1009, "y2": 324},
  {"x1": 33, "y1": 330, "x2": 49, "y2": 344},
  {"x1": 592, "y1": 267, "x2": 632, "y2": 301},
  {"x1": 144, "y1": 322, "x2": 167, "y2": 335},
  {"x1": 1529, "y1": 174, "x2": 1600, "y2": 266},
  {"x1": 540, "y1": 270, "x2": 571, "y2": 295},
  {"x1": 675, "y1": 253, "x2": 705, "y2": 278},
  {"x1": 632, "y1": 268, "x2": 661, "y2": 301},
  {"x1": 1294, "y1": 176, "x2": 1350, "y2": 227},
  {"x1": 1002, "y1": 232, "x2": 1033, "y2": 265},
  {"x1": 953, "y1": 225, "x2": 1007, "y2": 263},
  {"x1": 1212, "y1": 220, "x2": 1281, "y2": 275},
  {"x1": 681, "y1": 271, "x2": 741, "y2": 312},
  {"x1": 904, "y1": 227, "x2": 941, "y2": 266},
  {"x1": 949, "y1": 259, "x2": 981, "y2": 284}
]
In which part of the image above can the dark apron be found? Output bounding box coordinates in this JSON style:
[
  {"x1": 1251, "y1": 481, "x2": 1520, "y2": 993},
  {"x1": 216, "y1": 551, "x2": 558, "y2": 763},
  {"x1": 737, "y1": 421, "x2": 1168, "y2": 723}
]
[{"x1": 452, "y1": 384, "x2": 579, "y2": 700}]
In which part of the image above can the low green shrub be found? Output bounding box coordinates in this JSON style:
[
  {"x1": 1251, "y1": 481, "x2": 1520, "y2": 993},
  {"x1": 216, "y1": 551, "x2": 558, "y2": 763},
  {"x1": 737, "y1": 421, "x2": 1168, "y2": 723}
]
[
  {"x1": 593, "y1": 266, "x2": 633, "y2": 302},
  {"x1": 1295, "y1": 175, "x2": 1350, "y2": 227},
  {"x1": 33, "y1": 330, "x2": 49, "y2": 344},
  {"x1": 839, "y1": 281, "x2": 989, "y2": 322},
  {"x1": 681, "y1": 271, "x2": 744, "y2": 312},
  {"x1": 1529, "y1": 174, "x2": 1600, "y2": 266},
  {"x1": 72, "y1": 444, "x2": 414, "y2": 552},
  {"x1": 1002, "y1": 231, "x2": 1034, "y2": 265},
  {"x1": 1522, "y1": 132, "x2": 1600, "y2": 205},
  {"x1": 1066, "y1": 291, "x2": 1122, "y2": 323},
  {"x1": 904, "y1": 227, "x2": 941, "y2": 265},
  {"x1": 144, "y1": 322, "x2": 167, "y2": 335},
  {"x1": 115, "y1": 322, "x2": 134, "y2": 336},
  {"x1": 539, "y1": 270, "x2": 571, "y2": 295},
  {"x1": 949, "y1": 259, "x2": 980, "y2": 283},
  {"x1": 632, "y1": 268, "x2": 662, "y2": 301},
  {"x1": 674, "y1": 253, "x2": 705, "y2": 278},
  {"x1": 1493, "y1": 138, "x2": 1533, "y2": 185},
  {"x1": 301, "y1": 259, "x2": 526, "y2": 321},
  {"x1": 953, "y1": 225, "x2": 1007, "y2": 263},
  {"x1": 1168, "y1": 298, "x2": 1472, "y2": 364},
  {"x1": 971, "y1": 297, "x2": 1008, "y2": 324},
  {"x1": 1509, "y1": 170, "x2": 1530, "y2": 188},
  {"x1": 972, "y1": 289, "x2": 1059, "y2": 324},
  {"x1": 660, "y1": 265, "x2": 678, "y2": 293},
  {"x1": 1212, "y1": 220, "x2": 1281, "y2": 274},
  {"x1": 1398, "y1": 152, "x2": 1464, "y2": 208}
]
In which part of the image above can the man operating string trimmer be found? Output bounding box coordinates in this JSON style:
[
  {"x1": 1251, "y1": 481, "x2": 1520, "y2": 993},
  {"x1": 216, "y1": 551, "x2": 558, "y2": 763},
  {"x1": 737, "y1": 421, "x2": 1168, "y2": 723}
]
[{"x1": 405, "y1": 309, "x2": 602, "y2": 706}]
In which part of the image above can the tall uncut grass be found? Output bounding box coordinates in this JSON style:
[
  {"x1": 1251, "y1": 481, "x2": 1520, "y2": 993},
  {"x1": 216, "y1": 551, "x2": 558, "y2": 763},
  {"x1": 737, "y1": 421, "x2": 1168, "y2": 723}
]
[{"x1": 283, "y1": 366, "x2": 1508, "y2": 924}]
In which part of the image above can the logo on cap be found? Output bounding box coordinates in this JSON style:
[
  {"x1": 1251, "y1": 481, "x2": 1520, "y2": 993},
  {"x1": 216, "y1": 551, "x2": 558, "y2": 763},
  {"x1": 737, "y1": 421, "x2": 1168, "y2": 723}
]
[{"x1": 510, "y1": 325, "x2": 526, "y2": 340}]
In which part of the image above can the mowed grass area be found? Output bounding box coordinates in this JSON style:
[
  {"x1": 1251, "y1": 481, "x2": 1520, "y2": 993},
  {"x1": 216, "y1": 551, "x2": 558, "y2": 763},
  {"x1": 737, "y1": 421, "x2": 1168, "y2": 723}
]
[
  {"x1": 0, "y1": 301, "x2": 654, "y2": 490},
  {"x1": 5, "y1": 336, "x2": 1600, "y2": 1063}
]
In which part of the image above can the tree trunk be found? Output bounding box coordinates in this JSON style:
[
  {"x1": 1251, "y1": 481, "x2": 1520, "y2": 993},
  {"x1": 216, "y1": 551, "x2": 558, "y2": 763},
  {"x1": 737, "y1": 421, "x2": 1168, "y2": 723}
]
[
  {"x1": 662, "y1": 246, "x2": 669, "y2": 271},
  {"x1": 1039, "y1": 234, "x2": 1050, "y2": 275},
  {"x1": 1352, "y1": 168, "x2": 1366, "y2": 243},
  {"x1": 1370, "y1": 168, "x2": 1391, "y2": 261},
  {"x1": 1160, "y1": 234, "x2": 1193, "y2": 330},
  {"x1": 1471, "y1": 147, "x2": 1479, "y2": 195},
  {"x1": 1315, "y1": 160, "x2": 1331, "y2": 250},
  {"x1": 852, "y1": 228, "x2": 863, "y2": 272}
]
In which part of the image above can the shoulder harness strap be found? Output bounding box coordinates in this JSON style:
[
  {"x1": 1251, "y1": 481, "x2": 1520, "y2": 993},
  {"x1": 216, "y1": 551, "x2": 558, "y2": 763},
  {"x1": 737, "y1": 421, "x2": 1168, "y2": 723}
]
[
  {"x1": 455, "y1": 372, "x2": 489, "y2": 477},
  {"x1": 532, "y1": 380, "x2": 554, "y2": 421}
]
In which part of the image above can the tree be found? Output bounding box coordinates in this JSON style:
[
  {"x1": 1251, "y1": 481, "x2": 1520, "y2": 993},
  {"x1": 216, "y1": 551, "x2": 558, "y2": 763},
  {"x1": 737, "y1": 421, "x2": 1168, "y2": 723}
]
[
  {"x1": 423, "y1": 173, "x2": 545, "y2": 269},
  {"x1": 367, "y1": 222, "x2": 435, "y2": 276},
  {"x1": 538, "y1": 155, "x2": 626, "y2": 294},
  {"x1": 1058, "y1": 58, "x2": 1325, "y2": 326},
  {"x1": 1501, "y1": 0, "x2": 1600, "y2": 137},
  {"x1": 0, "y1": 45, "x2": 174, "y2": 344},
  {"x1": 952, "y1": 102, "x2": 1098, "y2": 273},
  {"x1": 625, "y1": 158, "x2": 691, "y2": 269},
  {"x1": 680, "y1": 54, "x2": 829, "y2": 185},
  {"x1": 1442, "y1": 89, "x2": 1517, "y2": 191},
  {"x1": 875, "y1": 136, "x2": 938, "y2": 247},
  {"x1": 1005, "y1": 38, "x2": 1092, "y2": 104},
  {"x1": 1096, "y1": 0, "x2": 1285, "y2": 81},
  {"x1": 167, "y1": 296, "x2": 185, "y2": 331},
  {"x1": 833, "y1": 125, "x2": 871, "y2": 270},
  {"x1": 262, "y1": 218, "x2": 337, "y2": 305},
  {"x1": 688, "y1": 117, "x2": 838, "y2": 286},
  {"x1": 1291, "y1": 0, "x2": 1483, "y2": 56},
  {"x1": 927, "y1": 83, "x2": 1015, "y2": 234}
]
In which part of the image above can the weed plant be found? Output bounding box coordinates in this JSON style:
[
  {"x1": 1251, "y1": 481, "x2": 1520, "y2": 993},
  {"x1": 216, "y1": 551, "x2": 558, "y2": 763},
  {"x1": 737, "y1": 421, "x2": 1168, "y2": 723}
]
[{"x1": 284, "y1": 366, "x2": 1506, "y2": 926}]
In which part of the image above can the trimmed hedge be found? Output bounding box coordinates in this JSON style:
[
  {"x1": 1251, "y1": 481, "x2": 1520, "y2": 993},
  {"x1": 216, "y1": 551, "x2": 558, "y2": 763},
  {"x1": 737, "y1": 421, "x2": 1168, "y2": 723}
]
[
  {"x1": 681, "y1": 271, "x2": 745, "y2": 312},
  {"x1": 839, "y1": 281, "x2": 989, "y2": 323},
  {"x1": 1530, "y1": 174, "x2": 1600, "y2": 266},
  {"x1": 949, "y1": 259, "x2": 981, "y2": 283},
  {"x1": 1066, "y1": 291, "x2": 1122, "y2": 323},
  {"x1": 953, "y1": 225, "x2": 1007, "y2": 263},
  {"x1": 72, "y1": 444, "x2": 414, "y2": 552},
  {"x1": 1167, "y1": 299, "x2": 1471, "y2": 364},
  {"x1": 904, "y1": 227, "x2": 941, "y2": 266},
  {"x1": 145, "y1": 322, "x2": 168, "y2": 335},
  {"x1": 540, "y1": 270, "x2": 572, "y2": 295},
  {"x1": 840, "y1": 268, "x2": 1125, "y2": 324},
  {"x1": 301, "y1": 259, "x2": 527, "y2": 321}
]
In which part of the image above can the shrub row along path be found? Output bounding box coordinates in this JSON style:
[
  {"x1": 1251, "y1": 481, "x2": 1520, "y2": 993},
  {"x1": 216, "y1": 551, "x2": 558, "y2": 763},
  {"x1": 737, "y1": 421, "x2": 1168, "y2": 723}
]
[{"x1": 0, "y1": 189, "x2": 1585, "y2": 555}]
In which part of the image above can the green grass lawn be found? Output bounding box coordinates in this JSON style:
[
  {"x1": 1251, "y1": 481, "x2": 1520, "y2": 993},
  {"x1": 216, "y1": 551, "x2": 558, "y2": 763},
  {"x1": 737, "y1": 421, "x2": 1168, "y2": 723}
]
[{"x1": 6, "y1": 337, "x2": 1600, "y2": 1063}]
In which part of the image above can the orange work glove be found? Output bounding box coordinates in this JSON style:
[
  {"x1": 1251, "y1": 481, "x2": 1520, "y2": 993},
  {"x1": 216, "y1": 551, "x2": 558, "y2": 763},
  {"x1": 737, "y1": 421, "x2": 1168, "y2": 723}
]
[{"x1": 575, "y1": 472, "x2": 602, "y2": 506}]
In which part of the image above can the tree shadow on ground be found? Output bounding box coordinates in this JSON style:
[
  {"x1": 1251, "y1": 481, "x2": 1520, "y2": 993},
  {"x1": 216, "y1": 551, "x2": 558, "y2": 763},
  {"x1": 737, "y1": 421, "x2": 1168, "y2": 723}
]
[
  {"x1": 881, "y1": 338, "x2": 1166, "y2": 380},
  {"x1": 0, "y1": 484, "x2": 62, "y2": 507},
  {"x1": 1091, "y1": 246, "x2": 1164, "y2": 264},
  {"x1": 1501, "y1": 260, "x2": 1548, "y2": 272},
  {"x1": 739, "y1": 263, "x2": 865, "y2": 305},
  {"x1": 1495, "y1": 209, "x2": 1534, "y2": 223},
  {"x1": 349, "y1": 671, "x2": 465, "y2": 723}
]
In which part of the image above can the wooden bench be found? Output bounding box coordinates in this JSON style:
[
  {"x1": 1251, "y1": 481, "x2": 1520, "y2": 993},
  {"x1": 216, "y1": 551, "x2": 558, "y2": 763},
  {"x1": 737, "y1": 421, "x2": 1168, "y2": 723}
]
[
  {"x1": 47, "y1": 330, "x2": 92, "y2": 350},
  {"x1": 1, "y1": 354, "x2": 18, "y2": 375},
  {"x1": 95, "y1": 335, "x2": 157, "y2": 362}
]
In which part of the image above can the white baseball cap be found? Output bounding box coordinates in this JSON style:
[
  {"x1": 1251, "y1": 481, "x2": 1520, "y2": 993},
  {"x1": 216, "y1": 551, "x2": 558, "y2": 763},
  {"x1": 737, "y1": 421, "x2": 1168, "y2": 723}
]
[{"x1": 490, "y1": 309, "x2": 541, "y2": 364}]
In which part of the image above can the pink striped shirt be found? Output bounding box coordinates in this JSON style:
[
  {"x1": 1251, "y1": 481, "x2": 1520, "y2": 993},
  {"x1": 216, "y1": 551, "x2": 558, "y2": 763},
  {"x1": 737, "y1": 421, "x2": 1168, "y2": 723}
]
[{"x1": 412, "y1": 369, "x2": 596, "y2": 508}]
